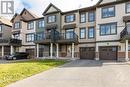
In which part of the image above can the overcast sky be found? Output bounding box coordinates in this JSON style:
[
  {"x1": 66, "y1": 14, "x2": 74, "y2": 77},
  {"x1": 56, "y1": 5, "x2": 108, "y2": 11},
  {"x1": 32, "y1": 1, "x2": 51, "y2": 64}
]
[{"x1": 0, "y1": 0, "x2": 99, "y2": 19}]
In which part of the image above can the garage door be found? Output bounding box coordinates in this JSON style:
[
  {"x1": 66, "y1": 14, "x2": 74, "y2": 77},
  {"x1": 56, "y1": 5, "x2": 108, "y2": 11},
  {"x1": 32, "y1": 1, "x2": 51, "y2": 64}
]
[
  {"x1": 99, "y1": 46, "x2": 117, "y2": 60},
  {"x1": 80, "y1": 47, "x2": 95, "y2": 60}
]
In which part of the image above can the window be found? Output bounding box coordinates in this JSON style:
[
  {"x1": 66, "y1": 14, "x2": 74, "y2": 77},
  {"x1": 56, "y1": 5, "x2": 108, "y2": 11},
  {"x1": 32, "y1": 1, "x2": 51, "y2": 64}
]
[
  {"x1": 128, "y1": 44, "x2": 130, "y2": 51},
  {"x1": 0, "y1": 25, "x2": 2, "y2": 32},
  {"x1": 88, "y1": 27, "x2": 94, "y2": 38},
  {"x1": 13, "y1": 34, "x2": 20, "y2": 39},
  {"x1": 102, "y1": 6, "x2": 115, "y2": 18},
  {"x1": 126, "y1": 2, "x2": 130, "y2": 13},
  {"x1": 38, "y1": 20, "x2": 44, "y2": 28},
  {"x1": 65, "y1": 14, "x2": 75, "y2": 23},
  {"x1": 100, "y1": 23, "x2": 117, "y2": 36},
  {"x1": 26, "y1": 33, "x2": 34, "y2": 42},
  {"x1": 14, "y1": 22, "x2": 20, "y2": 29},
  {"x1": 88, "y1": 12, "x2": 95, "y2": 22},
  {"x1": 0, "y1": 34, "x2": 2, "y2": 38},
  {"x1": 80, "y1": 13, "x2": 86, "y2": 23},
  {"x1": 47, "y1": 15, "x2": 56, "y2": 23},
  {"x1": 27, "y1": 21, "x2": 34, "y2": 29},
  {"x1": 36, "y1": 33, "x2": 44, "y2": 40},
  {"x1": 80, "y1": 28, "x2": 86, "y2": 39},
  {"x1": 65, "y1": 29, "x2": 74, "y2": 39}
]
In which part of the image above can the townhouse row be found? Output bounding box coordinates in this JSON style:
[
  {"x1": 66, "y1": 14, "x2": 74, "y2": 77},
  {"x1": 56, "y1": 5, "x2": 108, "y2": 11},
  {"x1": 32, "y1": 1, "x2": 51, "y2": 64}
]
[{"x1": 0, "y1": 0, "x2": 130, "y2": 61}]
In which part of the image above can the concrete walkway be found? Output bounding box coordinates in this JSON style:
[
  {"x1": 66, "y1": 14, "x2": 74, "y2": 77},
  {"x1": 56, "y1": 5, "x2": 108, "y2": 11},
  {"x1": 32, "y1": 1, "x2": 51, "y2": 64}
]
[{"x1": 7, "y1": 60, "x2": 130, "y2": 87}]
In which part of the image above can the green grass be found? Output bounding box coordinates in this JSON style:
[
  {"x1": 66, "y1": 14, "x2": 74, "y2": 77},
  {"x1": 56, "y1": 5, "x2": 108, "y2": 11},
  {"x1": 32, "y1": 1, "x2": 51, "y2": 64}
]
[{"x1": 0, "y1": 59, "x2": 67, "y2": 87}]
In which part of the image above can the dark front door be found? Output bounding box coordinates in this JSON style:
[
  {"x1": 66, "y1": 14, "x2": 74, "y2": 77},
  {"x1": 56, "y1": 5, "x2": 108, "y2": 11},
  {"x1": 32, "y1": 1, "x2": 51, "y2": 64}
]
[
  {"x1": 99, "y1": 46, "x2": 117, "y2": 60},
  {"x1": 26, "y1": 49, "x2": 35, "y2": 58},
  {"x1": 80, "y1": 47, "x2": 95, "y2": 60}
]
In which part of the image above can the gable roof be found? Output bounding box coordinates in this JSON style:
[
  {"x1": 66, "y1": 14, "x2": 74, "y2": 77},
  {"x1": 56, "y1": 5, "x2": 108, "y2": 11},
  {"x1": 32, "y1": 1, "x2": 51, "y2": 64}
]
[
  {"x1": 11, "y1": 8, "x2": 39, "y2": 23},
  {"x1": 43, "y1": 3, "x2": 61, "y2": 15},
  {"x1": 0, "y1": 17, "x2": 12, "y2": 27},
  {"x1": 20, "y1": 8, "x2": 39, "y2": 18},
  {"x1": 96, "y1": 0, "x2": 130, "y2": 7}
]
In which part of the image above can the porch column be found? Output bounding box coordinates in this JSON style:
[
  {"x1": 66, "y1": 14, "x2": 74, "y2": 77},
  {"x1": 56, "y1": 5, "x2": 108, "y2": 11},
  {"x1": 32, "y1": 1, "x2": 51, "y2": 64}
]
[
  {"x1": 95, "y1": 43, "x2": 99, "y2": 60},
  {"x1": 72, "y1": 43, "x2": 74, "y2": 59},
  {"x1": 56, "y1": 43, "x2": 59, "y2": 58},
  {"x1": 10, "y1": 45, "x2": 14, "y2": 55},
  {"x1": 2, "y1": 46, "x2": 4, "y2": 58},
  {"x1": 125, "y1": 40, "x2": 129, "y2": 61},
  {"x1": 36, "y1": 44, "x2": 39, "y2": 58},
  {"x1": 50, "y1": 43, "x2": 53, "y2": 58}
]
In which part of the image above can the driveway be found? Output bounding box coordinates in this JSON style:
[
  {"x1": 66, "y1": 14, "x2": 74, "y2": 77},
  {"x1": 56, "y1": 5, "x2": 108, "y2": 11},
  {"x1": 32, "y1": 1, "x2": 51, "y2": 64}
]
[{"x1": 7, "y1": 60, "x2": 130, "y2": 87}]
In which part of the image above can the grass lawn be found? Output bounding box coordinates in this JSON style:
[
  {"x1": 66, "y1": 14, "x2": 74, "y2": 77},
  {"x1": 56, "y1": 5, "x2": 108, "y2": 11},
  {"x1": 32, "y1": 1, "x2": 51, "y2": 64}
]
[{"x1": 0, "y1": 59, "x2": 67, "y2": 87}]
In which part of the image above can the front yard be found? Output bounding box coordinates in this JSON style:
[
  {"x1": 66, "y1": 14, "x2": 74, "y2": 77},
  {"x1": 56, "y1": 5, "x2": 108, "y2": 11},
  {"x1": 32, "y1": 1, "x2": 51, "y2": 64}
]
[{"x1": 0, "y1": 59, "x2": 67, "y2": 87}]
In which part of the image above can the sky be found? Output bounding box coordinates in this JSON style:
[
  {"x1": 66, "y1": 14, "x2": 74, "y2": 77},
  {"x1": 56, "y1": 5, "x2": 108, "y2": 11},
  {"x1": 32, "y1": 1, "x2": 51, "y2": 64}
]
[{"x1": 0, "y1": 0, "x2": 99, "y2": 19}]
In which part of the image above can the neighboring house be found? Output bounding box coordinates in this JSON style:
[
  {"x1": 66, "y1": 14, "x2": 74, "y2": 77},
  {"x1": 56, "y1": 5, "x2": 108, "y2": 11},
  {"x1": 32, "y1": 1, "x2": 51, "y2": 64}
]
[
  {"x1": 11, "y1": 8, "x2": 39, "y2": 58},
  {"x1": 35, "y1": 0, "x2": 130, "y2": 61},
  {"x1": 0, "y1": 17, "x2": 21, "y2": 58}
]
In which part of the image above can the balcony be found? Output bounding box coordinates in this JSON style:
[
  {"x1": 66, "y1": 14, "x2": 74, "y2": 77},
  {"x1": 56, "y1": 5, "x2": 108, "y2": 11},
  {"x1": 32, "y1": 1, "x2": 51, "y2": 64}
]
[
  {"x1": 120, "y1": 26, "x2": 130, "y2": 42},
  {"x1": 34, "y1": 33, "x2": 52, "y2": 44},
  {"x1": 0, "y1": 38, "x2": 22, "y2": 46},
  {"x1": 57, "y1": 32, "x2": 78, "y2": 44}
]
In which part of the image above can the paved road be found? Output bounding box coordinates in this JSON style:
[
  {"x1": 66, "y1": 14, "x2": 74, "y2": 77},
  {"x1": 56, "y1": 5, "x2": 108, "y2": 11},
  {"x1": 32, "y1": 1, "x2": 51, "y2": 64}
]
[{"x1": 7, "y1": 60, "x2": 130, "y2": 87}]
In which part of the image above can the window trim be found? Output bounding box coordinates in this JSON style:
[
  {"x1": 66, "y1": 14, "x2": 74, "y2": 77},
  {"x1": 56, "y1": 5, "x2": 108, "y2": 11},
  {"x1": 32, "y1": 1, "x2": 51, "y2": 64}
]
[
  {"x1": 65, "y1": 14, "x2": 75, "y2": 23},
  {"x1": 27, "y1": 21, "x2": 34, "y2": 30},
  {"x1": 47, "y1": 15, "x2": 56, "y2": 23},
  {"x1": 26, "y1": 33, "x2": 34, "y2": 42},
  {"x1": 88, "y1": 27, "x2": 95, "y2": 39},
  {"x1": 79, "y1": 27, "x2": 86, "y2": 39},
  {"x1": 126, "y1": 2, "x2": 130, "y2": 14},
  {"x1": 101, "y1": 6, "x2": 115, "y2": 18},
  {"x1": 88, "y1": 11, "x2": 95, "y2": 22},
  {"x1": 99, "y1": 22, "x2": 117, "y2": 36},
  {"x1": 80, "y1": 13, "x2": 86, "y2": 23}
]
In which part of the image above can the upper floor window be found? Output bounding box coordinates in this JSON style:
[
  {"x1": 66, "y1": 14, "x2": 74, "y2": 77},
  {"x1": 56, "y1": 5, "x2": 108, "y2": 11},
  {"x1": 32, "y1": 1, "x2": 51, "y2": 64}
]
[
  {"x1": 126, "y1": 2, "x2": 130, "y2": 13},
  {"x1": 88, "y1": 27, "x2": 94, "y2": 39},
  {"x1": 65, "y1": 14, "x2": 75, "y2": 23},
  {"x1": 47, "y1": 15, "x2": 56, "y2": 23},
  {"x1": 80, "y1": 13, "x2": 86, "y2": 23},
  {"x1": 38, "y1": 20, "x2": 44, "y2": 28},
  {"x1": 65, "y1": 29, "x2": 74, "y2": 39},
  {"x1": 80, "y1": 28, "x2": 86, "y2": 39},
  {"x1": 0, "y1": 25, "x2": 2, "y2": 32},
  {"x1": 88, "y1": 12, "x2": 95, "y2": 22},
  {"x1": 14, "y1": 22, "x2": 20, "y2": 29},
  {"x1": 36, "y1": 32, "x2": 44, "y2": 40},
  {"x1": 27, "y1": 21, "x2": 34, "y2": 30},
  {"x1": 100, "y1": 23, "x2": 117, "y2": 36},
  {"x1": 26, "y1": 33, "x2": 34, "y2": 42},
  {"x1": 102, "y1": 6, "x2": 115, "y2": 18}
]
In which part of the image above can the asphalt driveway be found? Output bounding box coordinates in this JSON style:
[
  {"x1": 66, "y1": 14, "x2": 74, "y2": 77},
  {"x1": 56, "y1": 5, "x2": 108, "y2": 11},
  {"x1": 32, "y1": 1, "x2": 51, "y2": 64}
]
[{"x1": 7, "y1": 60, "x2": 130, "y2": 87}]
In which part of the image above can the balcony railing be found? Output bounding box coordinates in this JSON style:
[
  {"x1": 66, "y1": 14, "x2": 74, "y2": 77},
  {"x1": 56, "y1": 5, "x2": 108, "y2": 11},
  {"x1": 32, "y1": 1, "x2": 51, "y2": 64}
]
[
  {"x1": 9, "y1": 38, "x2": 22, "y2": 46},
  {"x1": 0, "y1": 38, "x2": 22, "y2": 46},
  {"x1": 120, "y1": 26, "x2": 130, "y2": 42},
  {"x1": 57, "y1": 32, "x2": 78, "y2": 43},
  {"x1": 34, "y1": 31, "x2": 78, "y2": 44}
]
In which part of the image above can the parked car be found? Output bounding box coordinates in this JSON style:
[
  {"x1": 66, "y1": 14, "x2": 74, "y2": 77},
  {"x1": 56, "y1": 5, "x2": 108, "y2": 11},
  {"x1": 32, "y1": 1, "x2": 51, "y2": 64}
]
[{"x1": 5, "y1": 52, "x2": 29, "y2": 60}]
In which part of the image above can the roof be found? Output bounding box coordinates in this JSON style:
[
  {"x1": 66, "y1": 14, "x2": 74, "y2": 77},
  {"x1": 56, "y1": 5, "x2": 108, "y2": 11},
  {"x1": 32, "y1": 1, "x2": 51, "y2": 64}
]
[
  {"x1": 20, "y1": 8, "x2": 39, "y2": 18},
  {"x1": 43, "y1": 3, "x2": 61, "y2": 15},
  {"x1": 11, "y1": 8, "x2": 39, "y2": 23},
  {"x1": 0, "y1": 17, "x2": 12, "y2": 26}
]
